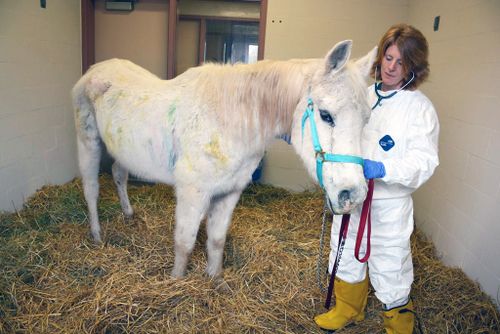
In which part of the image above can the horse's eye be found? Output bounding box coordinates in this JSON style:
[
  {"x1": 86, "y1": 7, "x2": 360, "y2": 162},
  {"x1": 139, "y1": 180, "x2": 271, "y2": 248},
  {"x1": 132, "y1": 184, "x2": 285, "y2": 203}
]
[{"x1": 319, "y1": 109, "x2": 335, "y2": 127}]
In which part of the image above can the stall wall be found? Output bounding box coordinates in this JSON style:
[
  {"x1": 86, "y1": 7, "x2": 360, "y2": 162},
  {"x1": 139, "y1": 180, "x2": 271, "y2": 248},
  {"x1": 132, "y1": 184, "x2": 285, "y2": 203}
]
[
  {"x1": 94, "y1": 0, "x2": 169, "y2": 79},
  {"x1": 0, "y1": 0, "x2": 81, "y2": 212},
  {"x1": 409, "y1": 0, "x2": 500, "y2": 306}
]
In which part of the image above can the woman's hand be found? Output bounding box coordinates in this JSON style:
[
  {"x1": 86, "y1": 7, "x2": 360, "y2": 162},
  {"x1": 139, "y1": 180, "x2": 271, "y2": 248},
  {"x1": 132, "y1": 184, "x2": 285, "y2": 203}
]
[{"x1": 363, "y1": 159, "x2": 386, "y2": 179}]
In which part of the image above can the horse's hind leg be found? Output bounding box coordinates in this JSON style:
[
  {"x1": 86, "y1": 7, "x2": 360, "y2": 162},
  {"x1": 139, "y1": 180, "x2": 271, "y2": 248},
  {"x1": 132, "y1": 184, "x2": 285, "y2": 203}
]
[
  {"x1": 205, "y1": 190, "x2": 242, "y2": 277},
  {"x1": 172, "y1": 186, "x2": 211, "y2": 278},
  {"x1": 111, "y1": 162, "x2": 133, "y2": 218},
  {"x1": 77, "y1": 136, "x2": 102, "y2": 243}
]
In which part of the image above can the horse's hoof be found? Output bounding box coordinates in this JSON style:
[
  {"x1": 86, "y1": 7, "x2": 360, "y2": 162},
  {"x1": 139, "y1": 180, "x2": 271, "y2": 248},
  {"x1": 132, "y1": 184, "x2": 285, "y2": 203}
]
[
  {"x1": 87, "y1": 235, "x2": 104, "y2": 248},
  {"x1": 90, "y1": 233, "x2": 103, "y2": 245},
  {"x1": 124, "y1": 212, "x2": 134, "y2": 221},
  {"x1": 211, "y1": 276, "x2": 232, "y2": 293},
  {"x1": 170, "y1": 269, "x2": 185, "y2": 279}
]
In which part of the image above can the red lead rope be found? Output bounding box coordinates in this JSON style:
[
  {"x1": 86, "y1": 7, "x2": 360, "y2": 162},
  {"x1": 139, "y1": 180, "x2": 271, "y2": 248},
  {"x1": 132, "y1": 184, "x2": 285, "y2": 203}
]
[
  {"x1": 354, "y1": 178, "x2": 374, "y2": 263},
  {"x1": 324, "y1": 179, "x2": 375, "y2": 309}
]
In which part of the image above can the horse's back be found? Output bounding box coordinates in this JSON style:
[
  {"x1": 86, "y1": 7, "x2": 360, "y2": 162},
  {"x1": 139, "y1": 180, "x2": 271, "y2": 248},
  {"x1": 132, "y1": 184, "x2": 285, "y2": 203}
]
[{"x1": 85, "y1": 59, "x2": 162, "y2": 90}]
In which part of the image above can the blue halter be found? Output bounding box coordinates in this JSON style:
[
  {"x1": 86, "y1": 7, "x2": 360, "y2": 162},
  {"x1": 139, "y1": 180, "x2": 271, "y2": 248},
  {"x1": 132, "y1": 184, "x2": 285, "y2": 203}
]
[{"x1": 301, "y1": 98, "x2": 364, "y2": 188}]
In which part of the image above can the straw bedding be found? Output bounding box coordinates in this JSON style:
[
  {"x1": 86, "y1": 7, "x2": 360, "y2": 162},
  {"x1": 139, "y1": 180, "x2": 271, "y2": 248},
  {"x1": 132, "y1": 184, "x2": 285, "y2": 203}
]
[{"x1": 1, "y1": 175, "x2": 498, "y2": 333}]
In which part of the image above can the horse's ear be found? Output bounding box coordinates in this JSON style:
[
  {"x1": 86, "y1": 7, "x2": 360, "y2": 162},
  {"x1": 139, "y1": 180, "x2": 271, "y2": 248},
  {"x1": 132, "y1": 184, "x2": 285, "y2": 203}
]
[
  {"x1": 355, "y1": 46, "x2": 378, "y2": 80},
  {"x1": 325, "y1": 40, "x2": 352, "y2": 74}
]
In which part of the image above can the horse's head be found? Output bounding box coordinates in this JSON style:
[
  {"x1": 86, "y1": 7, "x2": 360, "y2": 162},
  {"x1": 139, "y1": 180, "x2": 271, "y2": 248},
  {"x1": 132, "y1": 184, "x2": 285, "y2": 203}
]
[{"x1": 292, "y1": 40, "x2": 377, "y2": 214}]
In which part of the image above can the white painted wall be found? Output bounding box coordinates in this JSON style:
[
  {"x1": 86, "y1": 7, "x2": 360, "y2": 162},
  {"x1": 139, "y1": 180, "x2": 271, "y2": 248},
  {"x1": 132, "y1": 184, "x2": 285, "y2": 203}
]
[
  {"x1": 409, "y1": 0, "x2": 500, "y2": 307},
  {"x1": 0, "y1": 0, "x2": 81, "y2": 211}
]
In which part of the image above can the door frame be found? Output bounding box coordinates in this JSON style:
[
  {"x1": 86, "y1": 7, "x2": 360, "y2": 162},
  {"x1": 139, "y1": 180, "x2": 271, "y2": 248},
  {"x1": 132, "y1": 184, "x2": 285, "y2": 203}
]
[
  {"x1": 80, "y1": 0, "x2": 267, "y2": 78},
  {"x1": 179, "y1": 15, "x2": 260, "y2": 66}
]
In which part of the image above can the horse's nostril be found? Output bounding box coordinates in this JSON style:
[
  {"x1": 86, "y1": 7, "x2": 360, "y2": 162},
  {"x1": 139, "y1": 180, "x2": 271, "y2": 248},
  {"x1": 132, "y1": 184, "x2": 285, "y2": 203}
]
[{"x1": 338, "y1": 190, "x2": 351, "y2": 204}]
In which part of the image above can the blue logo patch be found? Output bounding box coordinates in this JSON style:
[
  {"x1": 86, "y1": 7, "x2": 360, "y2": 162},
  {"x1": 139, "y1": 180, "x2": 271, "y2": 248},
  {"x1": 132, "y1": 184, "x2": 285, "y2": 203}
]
[{"x1": 379, "y1": 134, "x2": 395, "y2": 151}]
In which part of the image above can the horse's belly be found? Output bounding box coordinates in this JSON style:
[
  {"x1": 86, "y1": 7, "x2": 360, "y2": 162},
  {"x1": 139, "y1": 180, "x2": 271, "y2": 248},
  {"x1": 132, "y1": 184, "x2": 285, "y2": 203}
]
[
  {"x1": 112, "y1": 144, "x2": 176, "y2": 184},
  {"x1": 97, "y1": 113, "x2": 177, "y2": 184}
]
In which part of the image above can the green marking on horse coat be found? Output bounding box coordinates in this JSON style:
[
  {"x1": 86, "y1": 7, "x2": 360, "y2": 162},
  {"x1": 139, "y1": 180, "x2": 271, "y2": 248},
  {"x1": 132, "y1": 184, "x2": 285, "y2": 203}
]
[
  {"x1": 103, "y1": 123, "x2": 124, "y2": 154},
  {"x1": 108, "y1": 90, "x2": 126, "y2": 108},
  {"x1": 205, "y1": 134, "x2": 228, "y2": 165},
  {"x1": 169, "y1": 104, "x2": 176, "y2": 115},
  {"x1": 167, "y1": 102, "x2": 177, "y2": 124}
]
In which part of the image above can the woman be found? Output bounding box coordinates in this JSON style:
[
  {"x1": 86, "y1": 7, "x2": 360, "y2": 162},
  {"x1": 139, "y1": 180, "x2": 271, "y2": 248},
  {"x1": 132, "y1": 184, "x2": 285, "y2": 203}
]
[{"x1": 314, "y1": 23, "x2": 439, "y2": 333}]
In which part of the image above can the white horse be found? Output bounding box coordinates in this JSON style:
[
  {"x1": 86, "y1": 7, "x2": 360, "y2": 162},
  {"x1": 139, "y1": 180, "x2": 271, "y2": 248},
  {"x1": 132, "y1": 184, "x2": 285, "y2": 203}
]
[{"x1": 72, "y1": 40, "x2": 376, "y2": 278}]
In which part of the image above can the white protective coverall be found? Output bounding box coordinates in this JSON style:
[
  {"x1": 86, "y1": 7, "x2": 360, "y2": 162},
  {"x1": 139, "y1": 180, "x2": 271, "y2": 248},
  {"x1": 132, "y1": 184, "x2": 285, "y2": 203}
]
[{"x1": 329, "y1": 84, "x2": 440, "y2": 308}]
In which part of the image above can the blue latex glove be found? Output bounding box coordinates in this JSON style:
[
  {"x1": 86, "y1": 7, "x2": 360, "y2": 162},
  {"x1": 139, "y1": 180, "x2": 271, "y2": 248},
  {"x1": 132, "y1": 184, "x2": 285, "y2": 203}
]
[{"x1": 363, "y1": 159, "x2": 386, "y2": 179}]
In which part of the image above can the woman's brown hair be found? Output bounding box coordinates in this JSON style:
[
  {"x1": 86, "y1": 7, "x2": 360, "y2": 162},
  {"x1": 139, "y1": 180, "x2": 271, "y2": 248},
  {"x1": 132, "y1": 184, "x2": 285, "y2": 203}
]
[{"x1": 370, "y1": 23, "x2": 429, "y2": 90}]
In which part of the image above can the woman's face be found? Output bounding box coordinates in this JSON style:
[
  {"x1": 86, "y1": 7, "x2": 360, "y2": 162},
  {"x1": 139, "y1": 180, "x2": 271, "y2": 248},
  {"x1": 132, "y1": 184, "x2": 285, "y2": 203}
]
[{"x1": 380, "y1": 44, "x2": 405, "y2": 91}]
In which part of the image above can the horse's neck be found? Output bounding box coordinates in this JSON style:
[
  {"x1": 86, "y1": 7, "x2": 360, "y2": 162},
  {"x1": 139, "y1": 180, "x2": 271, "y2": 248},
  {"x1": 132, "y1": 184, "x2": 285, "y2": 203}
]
[
  {"x1": 173, "y1": 60, "x2": 317, "y2": 144},
  {"x1": 249, "y1": 60, "x2": 316, "y2": 139}
]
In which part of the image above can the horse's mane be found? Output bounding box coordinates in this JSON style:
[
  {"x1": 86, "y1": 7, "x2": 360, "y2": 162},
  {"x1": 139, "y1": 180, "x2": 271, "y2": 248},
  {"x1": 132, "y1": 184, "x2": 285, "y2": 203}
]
[{"x1": 183, "y1": 59, "x2": 319, "y2": 140}]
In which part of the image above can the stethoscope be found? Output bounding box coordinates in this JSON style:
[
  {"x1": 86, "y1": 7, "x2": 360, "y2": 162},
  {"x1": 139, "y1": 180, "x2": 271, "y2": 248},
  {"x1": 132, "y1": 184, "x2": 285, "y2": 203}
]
[{"x1": 371, "y1": 66, "x2": 415, "y2": 110}]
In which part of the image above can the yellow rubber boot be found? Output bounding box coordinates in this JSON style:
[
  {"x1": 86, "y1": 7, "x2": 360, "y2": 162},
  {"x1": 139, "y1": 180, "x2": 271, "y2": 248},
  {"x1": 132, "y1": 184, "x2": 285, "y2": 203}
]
[
  {"x1": 383, "y1": 300, "x2": 415, "y2": 334},
  {"x1": 314, "y1": 277, "x2": 368, "y2": 331}
]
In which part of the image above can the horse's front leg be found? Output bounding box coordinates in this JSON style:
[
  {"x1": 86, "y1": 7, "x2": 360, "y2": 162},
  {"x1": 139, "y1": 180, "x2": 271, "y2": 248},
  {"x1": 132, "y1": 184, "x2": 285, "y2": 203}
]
[
  {"x1": 171, "y1": 186, "x2": 211, "y2": 278},
  {"x1": 205, "y1": 190, "x2": 242, "y2": 277}
]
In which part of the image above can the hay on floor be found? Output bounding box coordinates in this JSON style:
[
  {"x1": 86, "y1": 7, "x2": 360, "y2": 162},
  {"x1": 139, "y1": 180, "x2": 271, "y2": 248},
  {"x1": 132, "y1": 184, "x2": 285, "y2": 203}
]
[{"x1": 0, "y1": 175, "x2": 498, "y2": 333}]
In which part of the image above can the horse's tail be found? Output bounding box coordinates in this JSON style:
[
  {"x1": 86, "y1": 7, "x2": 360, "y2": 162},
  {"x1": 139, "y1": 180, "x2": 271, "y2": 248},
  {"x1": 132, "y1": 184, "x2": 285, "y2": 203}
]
[
  {"x1": 72, "y1": 71, "x2": 106, "y2": 242},
  {"x1": 72, "y1": 69, "x2": 110, "y2": 141}
]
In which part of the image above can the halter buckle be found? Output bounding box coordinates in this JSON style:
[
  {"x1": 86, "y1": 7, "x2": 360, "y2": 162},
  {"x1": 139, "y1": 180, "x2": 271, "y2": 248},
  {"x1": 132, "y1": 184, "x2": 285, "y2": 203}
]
[
  {"x1": 307, "y1": 98, "x2": 314, "y2": 108},
  {"x1": 315, "y1": 150, "x2": 325, "y2": 162}
]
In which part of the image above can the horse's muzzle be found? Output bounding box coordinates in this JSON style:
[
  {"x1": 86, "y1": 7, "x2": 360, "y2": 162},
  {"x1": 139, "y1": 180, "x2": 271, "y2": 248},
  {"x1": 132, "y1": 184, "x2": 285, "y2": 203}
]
[{"x1": 332, "y1": 185, "x2": 367, "y2": 214}]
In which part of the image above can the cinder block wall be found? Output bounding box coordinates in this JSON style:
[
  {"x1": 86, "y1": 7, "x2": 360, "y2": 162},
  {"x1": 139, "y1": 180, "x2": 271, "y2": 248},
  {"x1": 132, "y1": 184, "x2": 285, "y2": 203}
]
[
  {"x1": 409, "y1": 0, "x2": 500, "y2": 306},
  {"x1": 0, "y1": 0, "x2": 81, "y2": 211}
]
